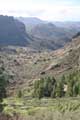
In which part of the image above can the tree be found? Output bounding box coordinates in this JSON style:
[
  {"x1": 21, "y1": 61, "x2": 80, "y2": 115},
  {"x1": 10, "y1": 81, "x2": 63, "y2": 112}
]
[
  {"x1": 33, "y1": 77, "x2": 56, "y2": 99},
  {"x1": 66, "y1": 76, "x2": 74, "y2": 97},
  {"x1": 55, "y1": 80, "x2": 64, "y2": 98},
  {"x1": 17, "y1": 90, "x2": 23, "y2": 98},
  {"x1": 0, "y1": 68, "x2": 8, "y2": 112},
  {"x1": 44, "y1": 77, "x2": 56, "y2": 97},
  {"x1": 61, "y1": 75, "x2": 66, "y2": 84},
  {"x1": 73, "y1": 82, "x2": 79, "y2": 97},
  {"x1": 77, "y1": 83, "x2": 80, "y2": 95},
  {"x1": 33, "y1": 78, "x2": 44, "y2": 99},
  {"x1": 66, "y1": 73, "x2": 78, "y2": 97}
]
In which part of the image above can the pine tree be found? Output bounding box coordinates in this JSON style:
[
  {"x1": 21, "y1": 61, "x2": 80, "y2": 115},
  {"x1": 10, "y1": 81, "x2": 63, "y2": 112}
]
[
  {"x1": 0, "y1": 67, "x2": 8, "y2": 112},
  {"x1": 55, "y1": 80, "x2": 64, "y2": 98}
]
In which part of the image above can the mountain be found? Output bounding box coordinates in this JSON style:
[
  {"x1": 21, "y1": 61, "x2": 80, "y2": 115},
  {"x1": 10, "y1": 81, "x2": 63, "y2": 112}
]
[
  {"x1": 0, "y1": 15, "x2": 31, "y2": 46},
  {"x1": 27, "y1": 22, "x2": 78, "y2": 50},
  {"x1": 17, "y1": 17, "x2": 45, "y2": 33},
  {"x1": 17, "y1": 17, "x2": 80, "y2": 50},
  {"x1": 0, "y1": 32, "x2": 79, "y2": 96},
  {"x1": 0, "y1": 22, "x2": 80, "y2": 119},
  {"x1": 18, "y1": 17, "x2": 44, "y2": 25},
  {"x1": 63, "y1": 32, "x2": 80, "y2": 69},
  {"x1": 0, "y1": 15, "x2": 80, "y2": 51},
  {"x1": 13, "y1": 17, "x2": 80, "y2": 51},
  {"x1": 53, "y1": 21, "x2": 80, "y2": 29},
  {"x1": 0, "y1": 33, "x2": 80, "y2": 120},
  {"x1": 44, "y1": 32, "x2": 80, "y2": 76}
]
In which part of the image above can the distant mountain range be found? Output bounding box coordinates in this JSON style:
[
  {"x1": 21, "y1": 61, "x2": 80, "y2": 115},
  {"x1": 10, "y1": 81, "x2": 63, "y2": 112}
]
[
  {"x1": 0, "y1": 16, "x2": 80, "y2": 50},
  {"x1": 53, "y1": 21, "x2": 80, "y2": 29},
  {"x1": 18, "y1": 17, "x2": 44, "y2": 25},
  {"x1": 27, "y1": 23, "x2": 74, "y2": 50},
  {"x1": 17, "y1": 17, "x2": 46, "y2": 33},
  {"x1": 17, "y1": 17, "x2": 80, "y2": 50}
]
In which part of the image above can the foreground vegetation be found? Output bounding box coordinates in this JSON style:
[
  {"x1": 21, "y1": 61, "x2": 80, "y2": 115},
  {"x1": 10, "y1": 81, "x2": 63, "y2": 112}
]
[
  {"x1": 2, "y1": 97, "x2": 80, "y2": 120},
  {"x1": 1, "y1": 66, "x2": 80, "y2": 120},
  {"x1": 0, "y1": 66, "x2": 9, "y2": 112},
  {"x1": 2, "y1": 69, "x2": 80, "y2": 120},
  {"x1": 33, "y1": 70, "x2": 80, "y2": 99}
]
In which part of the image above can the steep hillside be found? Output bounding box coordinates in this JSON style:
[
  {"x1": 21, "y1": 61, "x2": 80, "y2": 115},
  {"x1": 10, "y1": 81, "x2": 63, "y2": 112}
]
[
  {"x1": 0, "y1": 34, "x2": 80, "y2": 120},
  {"x1": 17, "y1": 17, "x2": 80, "y2": 50},
  {"x1": 0, "y1": 34, "x2": 79, "y2": 95},
  {"x1": 43, "y1": 32, "x2": 80, "y2": 76},
  {"x1": 26, "y1": 23, "x2": 79, "y2": 50},
  {"x1": 0, "y1": 15, "x2": 31, "y2": 46},
  {"x1": 17, "y1": 17, "x2": 45, "y2": 33},
  {"x1": 63, "y1": 33, "x2": 80, "y2": 69},
  {"x1": 0, "y1": 25, "x2": 80, "y2": 95}
]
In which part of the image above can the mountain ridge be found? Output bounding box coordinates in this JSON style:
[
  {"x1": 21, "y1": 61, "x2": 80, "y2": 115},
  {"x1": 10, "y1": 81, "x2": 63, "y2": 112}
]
[
  {"x1": 0, "y1": 15, "x2": 80, "y2": 51},
  {"x1": 0, "y1": 15, "x2": 32, "y2": 46}
]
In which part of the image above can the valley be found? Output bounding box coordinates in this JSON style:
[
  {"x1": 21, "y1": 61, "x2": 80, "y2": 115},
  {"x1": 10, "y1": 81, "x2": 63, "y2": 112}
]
[
  {"x1": 0, "y1": 16, "x2": 80, "y2": 120},
  {"x1": 0, "y1": 32, "x2": 80, "y2": 120}
]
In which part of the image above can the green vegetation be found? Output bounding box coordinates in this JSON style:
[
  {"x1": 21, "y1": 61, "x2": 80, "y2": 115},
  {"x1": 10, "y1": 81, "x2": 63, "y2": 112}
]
[
  {"x1": 17, "y1": 90, "x2": 23, "y2": 98},
  {"x1": 65, "y1": 71, "x2": 80, "y2": 97},
  {"x1": 2, "y1": 70, "x2": 80, "y2": 120},
  {"x1": 33, "y1": 76, "x2": 64, "y2": 99},
  {"x1": 3, "y1": 97, "x2": 80, "y2": 120},
  {"x1": 33, "y1": 70, "x2": 80, "y2": 99},
  {"x1": 33, "y1": 77, "x2": 56, "y2": 98},
  {"x1": 0, "y1": 66, "x2": 9, "y2": 112}
]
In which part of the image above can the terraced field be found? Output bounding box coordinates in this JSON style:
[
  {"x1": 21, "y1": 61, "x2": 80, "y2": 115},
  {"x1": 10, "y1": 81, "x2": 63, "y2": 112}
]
[{"x1": 2, "y1": 97, "x2": 80, "y2": 120}]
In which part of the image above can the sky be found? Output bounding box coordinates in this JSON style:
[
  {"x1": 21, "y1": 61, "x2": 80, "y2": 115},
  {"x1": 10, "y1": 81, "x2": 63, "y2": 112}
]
[{"x1": 0, "y1": 0, "x2": 80, "y2": 21}]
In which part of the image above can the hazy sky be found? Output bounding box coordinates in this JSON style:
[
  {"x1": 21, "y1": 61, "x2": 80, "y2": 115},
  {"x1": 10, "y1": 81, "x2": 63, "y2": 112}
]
[{"x1": 0, "y1": 0, "x2": 80, "y2": 21}]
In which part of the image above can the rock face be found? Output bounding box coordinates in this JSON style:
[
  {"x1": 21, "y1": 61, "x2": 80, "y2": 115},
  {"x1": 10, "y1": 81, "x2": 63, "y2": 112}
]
[{"x1": 0, "y1": 15, "x2": 31, "y2": 46}]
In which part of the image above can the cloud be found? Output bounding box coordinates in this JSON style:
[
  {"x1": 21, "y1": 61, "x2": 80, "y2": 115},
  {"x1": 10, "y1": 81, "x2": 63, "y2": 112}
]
[
  {"x1": 37, "y1": 5, "x2": 80, "y2": 21},
  {"x1": 0, "y1": 0, "x2": 80, "y2": 21}
]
